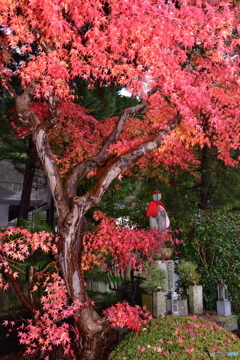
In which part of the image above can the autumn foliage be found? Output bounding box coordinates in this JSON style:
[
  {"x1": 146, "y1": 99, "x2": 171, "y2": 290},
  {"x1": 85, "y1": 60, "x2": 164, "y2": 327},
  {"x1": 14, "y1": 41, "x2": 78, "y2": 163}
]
[
  {"x1": 0, "y1": 0, "x2": 240, "y2": 359},
  {"x1": 1, "y1": 0, "x2": 240, "y2": 169},
  {"x1": 82, "y1": 211, "x2": 181, "y2": 271},
  {"x1": 103, "y1": 302, "x2": 153, "y2": 333},
  {"x1": 0, "y1": 228, "x2": 56, "y2": 291},
  {"x1": 0, "y1": 224, "x2": 168, "y2": 358}
]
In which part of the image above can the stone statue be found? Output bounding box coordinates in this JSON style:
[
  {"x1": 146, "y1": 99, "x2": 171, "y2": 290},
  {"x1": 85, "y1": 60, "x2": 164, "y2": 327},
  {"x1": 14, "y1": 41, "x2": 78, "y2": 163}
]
[{"x1": 146, "y1": 190, "x2": 170, "y2": 229}]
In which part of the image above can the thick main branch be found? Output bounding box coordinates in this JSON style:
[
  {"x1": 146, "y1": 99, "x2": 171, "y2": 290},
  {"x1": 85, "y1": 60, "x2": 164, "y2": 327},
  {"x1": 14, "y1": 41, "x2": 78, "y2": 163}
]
[
  {"x1": 73, "y1": 112, "x2": 181, "y2": 215},
  {"x1": 64, "y1": 87, "x2": 159, "y2": 198},
  {"x1": 13, "y1": 87, "x2": 69, "y2": 220}
]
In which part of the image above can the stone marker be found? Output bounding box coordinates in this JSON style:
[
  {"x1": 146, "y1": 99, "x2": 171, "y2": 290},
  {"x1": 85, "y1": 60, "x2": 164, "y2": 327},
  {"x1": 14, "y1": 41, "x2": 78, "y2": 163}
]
[
  {"x1": 189, "y1": 285, "x2": 203, "y2": 315},
  {"x1": 178, "y1": 298, "x2": 188, "y2": 316},
  {"x1": 152, "y1": 290, "x2": 168, "y2": 317},
  {"x1": 156, "y1": 260, "x2": 177, "y2": 291}
]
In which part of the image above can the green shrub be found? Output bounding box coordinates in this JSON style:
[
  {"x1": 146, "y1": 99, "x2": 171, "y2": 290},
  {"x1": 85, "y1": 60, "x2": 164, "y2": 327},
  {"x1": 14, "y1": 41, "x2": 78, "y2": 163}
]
[
  {"x1": 177, "y1": 260, "x2": 201, "y2": 286},
  {"x1": 109, "y1": 316, "x2": 240, "y2": 359},
  {"x1": 178, "y1": 210, "x2": 240, "y2": 313},
  {"x1": 141, "y1": 262, "x2": 167, "y2": 292}
]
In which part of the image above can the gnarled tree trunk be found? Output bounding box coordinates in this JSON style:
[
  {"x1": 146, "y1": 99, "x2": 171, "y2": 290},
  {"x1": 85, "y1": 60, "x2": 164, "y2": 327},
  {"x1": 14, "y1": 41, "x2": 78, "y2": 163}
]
[
  {"x1": 12, "y1": 84, "x2": 180, "y2": 360},
  {"x1": 58, "y1": 216, "x2": 114, "y2": 360}
]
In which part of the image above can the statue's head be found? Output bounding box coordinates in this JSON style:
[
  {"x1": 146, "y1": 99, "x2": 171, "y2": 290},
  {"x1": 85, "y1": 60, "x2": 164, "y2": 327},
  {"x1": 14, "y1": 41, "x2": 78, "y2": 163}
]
[{"x1": 152, "y1": 190, "x2": 162, "y2": 201}]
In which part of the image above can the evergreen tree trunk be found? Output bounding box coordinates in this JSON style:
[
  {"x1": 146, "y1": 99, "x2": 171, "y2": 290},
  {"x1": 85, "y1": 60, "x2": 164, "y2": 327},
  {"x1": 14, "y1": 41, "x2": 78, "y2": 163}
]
[
  {"x1": 200, "y1": 144, "x2": 212, "y2": 211},
  {"x1": 47, "y1": 196, "x2": 55, "y2": 229}
]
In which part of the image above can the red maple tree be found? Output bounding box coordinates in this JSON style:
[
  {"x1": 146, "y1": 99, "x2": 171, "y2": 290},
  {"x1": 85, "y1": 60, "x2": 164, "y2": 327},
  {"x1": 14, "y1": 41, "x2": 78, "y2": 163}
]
[{"x1": 0, "y1": 0, "x2": 239, "y2": 359}]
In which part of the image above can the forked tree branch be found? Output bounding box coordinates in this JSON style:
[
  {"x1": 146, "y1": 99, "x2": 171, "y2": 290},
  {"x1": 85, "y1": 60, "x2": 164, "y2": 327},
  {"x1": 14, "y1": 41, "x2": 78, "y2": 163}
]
[
  {"x1": 36, "y1": 92, "x2": 60, "y2": 132},
  {"x1": 64, "y1": 86, "x2": 159, "y2": 198},
  {"x1": 73, "y1": 112, "x2": 182, "y2": 215}
]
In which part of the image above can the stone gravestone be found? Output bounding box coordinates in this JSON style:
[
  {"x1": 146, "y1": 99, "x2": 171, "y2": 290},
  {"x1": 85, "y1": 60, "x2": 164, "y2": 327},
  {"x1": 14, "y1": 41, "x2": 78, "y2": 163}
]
[
  {"x1": 156, "y1": 260, "x2": 176, "y2": 292},
  {"x1": 142, "y1": 260, "x2": 188, "y2": 317},
  {"x1": 153, "y1": 260, "x2": 188, "y2": 316}
]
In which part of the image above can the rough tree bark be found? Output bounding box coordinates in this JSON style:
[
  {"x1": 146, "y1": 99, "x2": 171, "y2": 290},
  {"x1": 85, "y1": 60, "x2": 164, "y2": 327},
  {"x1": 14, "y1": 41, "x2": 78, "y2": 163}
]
[{"x1": 11, "y1": 82, "x2": 181, "y2": 360}]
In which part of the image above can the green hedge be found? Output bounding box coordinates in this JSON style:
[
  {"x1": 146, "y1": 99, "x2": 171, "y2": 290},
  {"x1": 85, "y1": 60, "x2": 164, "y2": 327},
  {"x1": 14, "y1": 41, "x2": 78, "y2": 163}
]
[
  {"x1": 110, "y1": 316, "x2": 240, "y2": 359},
  {"x1": 178, "y1": 211, "x2": 240, "y2": 313}
]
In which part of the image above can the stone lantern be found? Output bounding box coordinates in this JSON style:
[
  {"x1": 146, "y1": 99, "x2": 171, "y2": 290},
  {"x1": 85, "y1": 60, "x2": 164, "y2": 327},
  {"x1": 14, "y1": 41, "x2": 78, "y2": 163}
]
[
  {"x1": 217, "y1": 280, "x2": 231, "y2": 317},
  {"x1": 217, "y1": 280, "x2": 228, "y2": 301}
]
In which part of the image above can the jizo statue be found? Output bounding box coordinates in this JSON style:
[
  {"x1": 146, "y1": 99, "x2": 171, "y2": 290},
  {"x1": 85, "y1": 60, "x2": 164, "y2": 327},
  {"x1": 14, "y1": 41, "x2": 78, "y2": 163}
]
[{"x1": 146, "y1": 190, "x2": 170, "y2": 230}]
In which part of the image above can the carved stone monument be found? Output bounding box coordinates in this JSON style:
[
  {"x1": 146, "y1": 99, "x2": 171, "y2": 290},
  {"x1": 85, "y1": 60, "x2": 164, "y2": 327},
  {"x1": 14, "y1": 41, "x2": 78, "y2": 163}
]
[
  {"x1": 144, "y1": 192, "x2": 177, "y2": 317},
  {"x1": 156, "y1": 260, "x2": 177, "y2": 292},
  {"x1": 146, "y1": 190, "x2": 170, "y2": 230}
]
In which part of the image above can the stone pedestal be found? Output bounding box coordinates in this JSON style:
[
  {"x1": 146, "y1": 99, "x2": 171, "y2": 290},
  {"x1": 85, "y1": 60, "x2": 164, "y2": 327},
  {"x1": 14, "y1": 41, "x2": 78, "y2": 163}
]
[
  {"x1": 152, "y1": 290, "x2": 168, "y2": 317},
  {"x1": 141, "y1": 292, "x2": 153, "y2": 314},
  {"x1": 198, "y1": 311, "x2": 238, "y2": 332},
  {"x1": 217, "y1": 301, "x2": 231, "y2": 317},
  {"x1": 189, "y1": 285, "x2": 203, "y2": 315},
  {"x1": 178, "y1": 298, "x2": 188, "y2": 315},
  {"x1": 217, "y1": 315, "x2": 238, "y2": 331}
]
